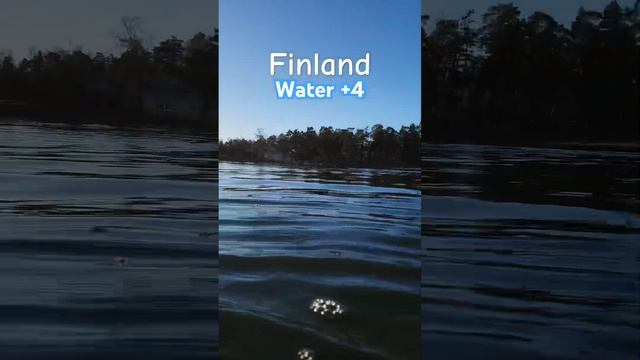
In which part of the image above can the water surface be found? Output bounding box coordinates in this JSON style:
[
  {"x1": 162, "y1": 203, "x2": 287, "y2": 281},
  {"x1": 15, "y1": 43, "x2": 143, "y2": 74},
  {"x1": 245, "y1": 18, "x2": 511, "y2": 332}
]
[
  {"x1": 0, "y1": 119, "x2": 218, "y2": 359},
  {"x1": 219, "y1": 162, "x2": 421, "y2": 359},
  {"x1": 422, "y1": 144, "x2": 640, "y2": 359}
]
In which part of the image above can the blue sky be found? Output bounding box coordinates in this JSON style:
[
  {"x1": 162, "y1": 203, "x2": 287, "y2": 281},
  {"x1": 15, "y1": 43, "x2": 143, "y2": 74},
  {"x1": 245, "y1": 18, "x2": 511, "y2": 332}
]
[
  {"x1": 1, "y1": 0, "x2": 628, "y2": 61},
  {"x1": 219, "y1": 0, "x2": 421, "y2": 140},
  {"x1": 423, "y1": 0, "x2": 635, "y2": 26}
]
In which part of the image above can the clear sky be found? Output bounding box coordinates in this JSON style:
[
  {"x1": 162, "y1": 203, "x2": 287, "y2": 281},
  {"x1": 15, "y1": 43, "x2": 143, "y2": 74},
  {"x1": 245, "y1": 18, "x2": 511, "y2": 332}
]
[
  {"x1": 0, "y1": 0, "x2": 627, "y2": 61},
  {"x1": 0, "y1": 0, "x2": 218, "y2": 60},
  {"x1": 219, "y1": 0, "x2": 421, "y2": 140},
  {"x1": 422, "y1": 0, "x2": 636, "y2": 27}
]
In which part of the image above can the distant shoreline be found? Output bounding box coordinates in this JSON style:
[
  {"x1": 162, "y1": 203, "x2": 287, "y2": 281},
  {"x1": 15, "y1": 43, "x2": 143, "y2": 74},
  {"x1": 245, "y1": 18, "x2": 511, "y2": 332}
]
[{"x1": 0, "y1": 110, "x2": 218, "y2": 136}]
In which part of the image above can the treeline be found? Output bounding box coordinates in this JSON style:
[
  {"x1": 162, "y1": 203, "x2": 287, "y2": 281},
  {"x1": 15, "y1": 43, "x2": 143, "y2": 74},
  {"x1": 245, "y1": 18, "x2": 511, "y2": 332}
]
[
  {"x1": 422, "y1": 1, "x2": 639, "y2": 143},
  {"x1": 219, "y1": 124, "x2": 421, "y2": 167},
  {"x1": 0, "y1": 17, "x2": 218, "y2": 129}
]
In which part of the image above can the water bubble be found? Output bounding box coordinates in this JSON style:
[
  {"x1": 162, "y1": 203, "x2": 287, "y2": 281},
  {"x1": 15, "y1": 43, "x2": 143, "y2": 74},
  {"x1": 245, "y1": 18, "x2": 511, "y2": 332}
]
[
  {"x1": 310, "y1": 298, "x2": 345, "y2": 320},
  {"x1": 297, "y1": 348, "x2": 315, "y2": 360}
]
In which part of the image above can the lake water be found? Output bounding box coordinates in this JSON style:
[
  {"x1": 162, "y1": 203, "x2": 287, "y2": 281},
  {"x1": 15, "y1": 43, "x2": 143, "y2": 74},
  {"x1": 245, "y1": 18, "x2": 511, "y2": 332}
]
[
  {"x1": 0, "y1": 120, "x2": 218, "y2": 359},
  {"x1": 422, "y1": 144, "x2": 640, "y2": 359},
  {"x1": 219, "y1": 162, "x2": 422, "y2": 359},
  {"x1": 2, "y1": 120, "x2": 638, "y2": 359}
]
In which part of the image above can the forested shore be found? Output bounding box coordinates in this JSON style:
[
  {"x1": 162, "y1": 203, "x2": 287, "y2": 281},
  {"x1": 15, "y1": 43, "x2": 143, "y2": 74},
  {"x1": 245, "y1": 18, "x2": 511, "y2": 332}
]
[
  {"x1": 0, "y1": 17, "x2": 218, "y2": 131},
  {"x1": 219, "y1": 124, "x2": 421, "y2": 167},
  {"x1": 1, "y1": 1, "x2": 637, "y2": 146},
  {"x1": 422, "y1": 1, "x2": 639, "y2": 143}
]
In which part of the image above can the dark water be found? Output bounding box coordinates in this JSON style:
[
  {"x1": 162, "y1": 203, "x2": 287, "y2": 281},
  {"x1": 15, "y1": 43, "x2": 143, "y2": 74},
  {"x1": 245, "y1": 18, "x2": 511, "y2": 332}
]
[
  {"x1": 422, "y1": 144, "x2": 640, "y2": 359},
  {"x1": 219, "y1": 162, "x2": 422, "y2": 359},
  {"x1": 4, "y1": 121, "x2": 637, "y2": 360},
  {"x1": 0, "y1": 120, "x2": 218, "y2": 359}
]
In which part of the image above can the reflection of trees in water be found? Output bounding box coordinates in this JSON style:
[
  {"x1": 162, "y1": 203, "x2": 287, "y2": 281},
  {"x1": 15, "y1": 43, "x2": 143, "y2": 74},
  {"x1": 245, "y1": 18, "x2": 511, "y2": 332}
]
[
  {"x1": 421, "y1": 144, "x2": 640, "y2": 213},
  {"x1": 422, "y1": 1, "x2": 639, "y2": 142}
]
